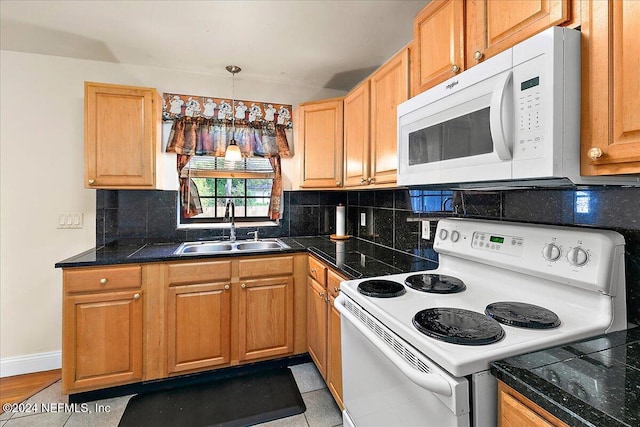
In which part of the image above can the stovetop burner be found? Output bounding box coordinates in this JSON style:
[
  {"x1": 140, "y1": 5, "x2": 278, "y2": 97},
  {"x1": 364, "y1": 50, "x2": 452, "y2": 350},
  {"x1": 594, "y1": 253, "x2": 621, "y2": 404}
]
[
  {"x1": 412, "y1": 307, "x2": 505, "y2": 345},
  {"x1": 404, "y1": 274, "x2": 466, "y2": 294},
  {"x1": 485, "y1": 301, "x2": 561, "y2": 329},
  {"x1": 357, "y1": 279, "x2": 406, "y2": 298}
]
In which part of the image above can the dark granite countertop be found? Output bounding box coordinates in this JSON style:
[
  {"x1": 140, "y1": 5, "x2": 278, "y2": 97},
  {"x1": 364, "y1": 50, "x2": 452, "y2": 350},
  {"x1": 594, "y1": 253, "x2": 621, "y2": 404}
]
[
  {"x1": 55, "y1": 236, "x2": 438, "y2": 280},
  {"x1": 491, "y1": 327, "x2": 640, "y2": 427}
]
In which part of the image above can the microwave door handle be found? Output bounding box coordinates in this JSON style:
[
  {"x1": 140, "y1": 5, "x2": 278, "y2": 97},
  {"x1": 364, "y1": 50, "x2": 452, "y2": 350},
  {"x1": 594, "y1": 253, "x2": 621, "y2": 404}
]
[
  {"x1": 335, "y1": 294, "x2": 453, "y2": 397},
  {"x1": 489, "y1": 70, "x2": 513, "y2": 160}
]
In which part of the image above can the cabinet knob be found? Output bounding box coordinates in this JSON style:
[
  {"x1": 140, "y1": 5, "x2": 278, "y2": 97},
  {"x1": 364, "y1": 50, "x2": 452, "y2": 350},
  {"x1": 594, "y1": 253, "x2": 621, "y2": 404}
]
[
  {"x1": 99, "y1": 278, "x2": 107, "y2": 284},
  {"x1": 133, "y1": 293, "x2": 140, "y2": 299},
  {"x1": 241, "y1": 283, "x2": 246, "y2": 289},
  {"x1": 451, "y1": 64, "x2": 460, "y2": 74},
  {"x1": 88, "y1": 179, "x2": 95, "y2": 185},
  {"x1": 588, "y1": 147, "x2": 603, "y2": 160},
  {"x1": 318, "y1": 291, "x2": 325, "y2": 297},
  {"x1": 367, "y1": 177, "x2": 374, "y2": 184},
  {"x1": 336, "y1": 181, "x2": 342, "y2": 186},
  {"x1": 334, "y1": 287, "x2": 340, "y2": 293},
  {"x1": 224, "y1": 284, "x2": 230, "y2": 290},
  {"x1": 473, "y1": 51, "x2": 484, "y2": 62},
  {"x1": 360, "y1": 178, "x2": 366, "y2": 184}
]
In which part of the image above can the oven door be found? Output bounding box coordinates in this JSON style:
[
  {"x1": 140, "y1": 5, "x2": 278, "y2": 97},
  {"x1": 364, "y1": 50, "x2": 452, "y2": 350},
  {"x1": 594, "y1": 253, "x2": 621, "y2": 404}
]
[
  {"x1": 397, "y1": 49, "x2": 514, "y2": 187},
  {"x1": 336, "y1": 294, "x2": 470, "y2": 427}
]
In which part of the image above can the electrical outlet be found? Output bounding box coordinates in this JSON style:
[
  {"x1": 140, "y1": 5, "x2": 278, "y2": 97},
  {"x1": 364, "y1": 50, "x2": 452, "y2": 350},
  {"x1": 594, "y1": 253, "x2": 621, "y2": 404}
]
[
  {"x1": 360, "y1": 212, "x2": 366, "y2": 227},
  {"x1": 421, "y1": 220, "x2": 431, "y2": 240}
]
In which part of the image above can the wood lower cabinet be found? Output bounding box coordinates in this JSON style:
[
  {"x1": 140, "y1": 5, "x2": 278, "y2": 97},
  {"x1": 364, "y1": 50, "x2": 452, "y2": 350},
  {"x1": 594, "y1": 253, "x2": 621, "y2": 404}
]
[
  {"x1": 498, "y1": 382, "x2": 568, "y2": 427},
  {"x1": 167, "y1": 282, "x2": 231, "y2": 374},
  {"x1": 84, "y1": 82, "x2": 163, "y2": 189},
  {"x1": 62, "y1": 266, "x2": 143, "y2": 393},
  {"x1": 306, "y1": 256, "x2": 345, "y2": 410},
  {"x1": 62, "y1": 253, "x2": 307, "y2": 394},
  {"x1": 580, "y1": 0, "x2": 640, "y2": 175},
  {"x1": 298, "y1": 98, "x2": 344, "y2": 188},
  {"x1": 238, "y1": 277, "x2": 294, "y2": 361}
]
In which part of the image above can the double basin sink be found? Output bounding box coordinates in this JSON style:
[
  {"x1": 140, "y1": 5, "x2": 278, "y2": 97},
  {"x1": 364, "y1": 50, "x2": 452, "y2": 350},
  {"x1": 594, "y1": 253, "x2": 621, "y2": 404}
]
[{"x1": 174, "y1": 239, "x2": 290, "y2": 256}]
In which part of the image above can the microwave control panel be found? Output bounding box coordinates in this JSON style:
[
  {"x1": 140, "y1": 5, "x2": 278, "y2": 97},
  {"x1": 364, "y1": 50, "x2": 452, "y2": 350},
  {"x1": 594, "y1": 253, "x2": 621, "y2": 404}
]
[{"x1": 516, "y1": 73, "x2": 545, "y2": 160}]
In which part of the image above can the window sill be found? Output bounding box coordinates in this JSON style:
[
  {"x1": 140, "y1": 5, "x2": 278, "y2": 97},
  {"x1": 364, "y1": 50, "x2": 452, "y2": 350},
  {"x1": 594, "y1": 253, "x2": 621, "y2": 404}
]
[{"x1": 176, "y1": 220, "x2": 279, "y2": 230}]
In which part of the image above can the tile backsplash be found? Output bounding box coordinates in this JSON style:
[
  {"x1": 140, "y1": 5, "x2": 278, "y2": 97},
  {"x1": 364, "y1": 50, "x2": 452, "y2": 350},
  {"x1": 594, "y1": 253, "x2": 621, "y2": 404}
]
[{"x1": 97, "y1": 186, "x2": 639, "y2": 325}]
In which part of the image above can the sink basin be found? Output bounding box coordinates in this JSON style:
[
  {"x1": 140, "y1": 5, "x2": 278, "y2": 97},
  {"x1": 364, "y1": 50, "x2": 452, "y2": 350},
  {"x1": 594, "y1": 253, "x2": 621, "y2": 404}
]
[
  {"x1": 174, "y1": 239, "x2": 289, "y2": 256},
  {"x1": 179, "y1": 242, "x2": 234, "y2": 254},
  {"x1": 235, "y1": 241, "x2": 283, "y2": 251}
]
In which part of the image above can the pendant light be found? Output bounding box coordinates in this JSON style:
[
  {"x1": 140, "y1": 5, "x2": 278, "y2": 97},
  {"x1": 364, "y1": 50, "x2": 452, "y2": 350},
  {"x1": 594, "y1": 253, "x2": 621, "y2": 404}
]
[{"x1": 225, "y1": 65, "x2": 242, "y2": 161}]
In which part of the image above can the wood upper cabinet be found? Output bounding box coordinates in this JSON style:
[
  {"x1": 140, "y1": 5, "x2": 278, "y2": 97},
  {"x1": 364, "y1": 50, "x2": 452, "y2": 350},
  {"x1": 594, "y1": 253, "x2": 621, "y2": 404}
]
[
  {"x1": 343, "y1": 80, "x2": 370, "y2": 187},
  {"x1": 62, "y1": 267, "x2": 143, "y2": 394},
  {"x1": 498, "y1": 381, "x2": 568, "y2": 427},
  {"x1": 466, "y1": 1, "x2": 571, "y2": 69},
  {"x1": 580, "y1": 0, "x2": 640, "y2": 175},
  {"x1": 238, "y1": 276, "x2": 294, "y2": 361},
  {"x1": 84, "y1": 81, "x2": 163, "y2": 189},
  {"x1": 411, "y1": 0, "x2": 465, "y2": 96},
  {"x1": 299, "y1": 98, "x2": 344, "y2": 188},
  {"x1": 370, "y1": 48, "x2": 409, "y2": 185}
]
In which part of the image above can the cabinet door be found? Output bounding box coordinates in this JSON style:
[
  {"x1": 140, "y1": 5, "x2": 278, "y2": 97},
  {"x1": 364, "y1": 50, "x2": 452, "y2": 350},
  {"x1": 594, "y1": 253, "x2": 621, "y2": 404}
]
[
  {"x1": 238, "y1": 277, "x2": 294, "y2": 361},
  {"x1": 343, "y1": 80, "x2": 370, "y2": 187},
  {"x1": 299, "y1": 98, "x2": 344, "y2": 188},
  {"x1": 466, "y1": 0, "x2": 570, "y2": 68},
  {"x1": 327, "y1": 293, "x2": 344, "y2": 410},
  {"x1": 581, "y1": 0, "x2": 640, "y2": 174},
  {"x1": 62, "y1": 290, "x2": 143, "y2": 393},
  {"x1": 412, "y1": 0, "x2": 465, "y2": 96},
  {"x1": 370, "y1": 48, "x2": 409, "y2": 185},
  {"x1": 84, "y1": 82, "x2": 161, "y2": 189},
  {"x1": 167, "y1": 282, "x2": 231, "y2": 374},
  {"x1": 307, "y1": 277, "x2": 328, "y2": 379},
  {"x1": 498, "y1": 382, "x2": 568, "y2": 427}
]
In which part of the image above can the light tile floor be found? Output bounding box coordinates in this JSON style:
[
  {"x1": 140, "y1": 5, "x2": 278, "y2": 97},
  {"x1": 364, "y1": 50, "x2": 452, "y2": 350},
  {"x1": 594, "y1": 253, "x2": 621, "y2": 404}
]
[{"x1": 0, "y1": 363, "x2": 342, "y2": 427}]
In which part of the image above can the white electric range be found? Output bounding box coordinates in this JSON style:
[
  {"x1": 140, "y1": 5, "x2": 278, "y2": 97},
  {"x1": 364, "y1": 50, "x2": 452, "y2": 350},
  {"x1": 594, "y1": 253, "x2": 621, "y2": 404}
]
[{"x1": 335, "y1": 218, "x2": 627, "y2": 427}]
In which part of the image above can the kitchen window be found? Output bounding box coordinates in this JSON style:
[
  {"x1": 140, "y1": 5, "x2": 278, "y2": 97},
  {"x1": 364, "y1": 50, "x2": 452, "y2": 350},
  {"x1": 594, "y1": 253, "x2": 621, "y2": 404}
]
[{"x1": 178, "y1": 156, "x2": 277, "y2": 228}]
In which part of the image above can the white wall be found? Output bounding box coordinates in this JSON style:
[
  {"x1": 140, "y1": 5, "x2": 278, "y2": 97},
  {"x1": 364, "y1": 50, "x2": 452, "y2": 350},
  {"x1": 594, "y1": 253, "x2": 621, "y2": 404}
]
[{"x1": 0, "y1": 50, "x2": 345, "y2": 376}]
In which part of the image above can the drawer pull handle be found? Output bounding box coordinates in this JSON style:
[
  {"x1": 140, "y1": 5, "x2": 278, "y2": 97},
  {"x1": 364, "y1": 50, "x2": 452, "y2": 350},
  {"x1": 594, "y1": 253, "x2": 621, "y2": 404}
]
[
  {"x1": 99, "y1": 278, "x2": 107, "y2": 284},
  {"x1": 133, "y1": 293, "x2": 140, "y2": 299}
]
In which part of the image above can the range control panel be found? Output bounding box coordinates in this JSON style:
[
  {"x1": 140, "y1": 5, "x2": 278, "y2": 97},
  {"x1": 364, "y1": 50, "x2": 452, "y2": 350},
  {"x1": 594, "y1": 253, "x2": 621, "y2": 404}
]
[
  {"x1": 433, "y1": 218, "x2": 626, "y2": 294},
  {"x1": 471, "y1": 231, "x2": 524, "y2": 257}
]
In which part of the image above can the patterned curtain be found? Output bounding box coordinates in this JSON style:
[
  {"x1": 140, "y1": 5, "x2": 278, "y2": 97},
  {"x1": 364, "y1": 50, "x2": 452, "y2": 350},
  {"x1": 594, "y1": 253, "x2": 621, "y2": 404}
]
[{"x1": 166, "y1": 116, "x2": 291, "y2": 219}]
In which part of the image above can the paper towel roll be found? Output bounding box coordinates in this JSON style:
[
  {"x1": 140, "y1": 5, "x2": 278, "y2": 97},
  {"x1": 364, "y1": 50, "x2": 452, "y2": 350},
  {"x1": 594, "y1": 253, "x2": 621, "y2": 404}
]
[{"x1": 336, "y1": 205, "x2": 346, "y2": 236}]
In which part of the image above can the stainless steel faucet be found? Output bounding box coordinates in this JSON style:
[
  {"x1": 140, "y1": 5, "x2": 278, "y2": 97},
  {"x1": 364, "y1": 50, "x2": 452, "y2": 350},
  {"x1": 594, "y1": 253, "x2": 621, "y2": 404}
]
[{"x1": 224, "y1": 199, "x2": 236, "y2": 242}]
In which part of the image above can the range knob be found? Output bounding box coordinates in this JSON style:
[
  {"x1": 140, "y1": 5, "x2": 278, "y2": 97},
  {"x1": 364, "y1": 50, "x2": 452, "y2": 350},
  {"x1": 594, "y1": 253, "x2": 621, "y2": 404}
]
[
  {"x1": 542, "y1": 243, "x2": 561, "y2": 262},
  {"x1": 439, "y1": 229, "x2": 449, "y2": 240},
  {"x1": 567, "y1": 246, "x2": 589, "y2": 266},
  {"x1": 451, "y1": 230, "x2": 460, "y2": 242}
]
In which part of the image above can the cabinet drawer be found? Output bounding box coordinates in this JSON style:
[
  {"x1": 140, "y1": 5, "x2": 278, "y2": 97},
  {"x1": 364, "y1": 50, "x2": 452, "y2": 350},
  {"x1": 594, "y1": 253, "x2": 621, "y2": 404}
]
[
  {"x1": 167, "y1": 260, "x2": 232, "y2": 285},
  {"x1": 238, "y1": 256, "x2": 294, "y2": 279},
  {"x1": 327, "y1": 270, "x2": 345, "y2": 298},
  {"x1": 308, "y1": 256, "x2": 327, "y2": 285},
  {"x1": 64, "y1": 265, "x2": 141, "y2": 293}
]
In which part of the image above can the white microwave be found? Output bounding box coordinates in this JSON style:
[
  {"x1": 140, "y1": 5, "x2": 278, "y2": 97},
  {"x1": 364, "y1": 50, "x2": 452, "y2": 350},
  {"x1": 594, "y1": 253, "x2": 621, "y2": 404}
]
[{"x1": 397, "y1": 26, "x2": 637, "y2": 188}]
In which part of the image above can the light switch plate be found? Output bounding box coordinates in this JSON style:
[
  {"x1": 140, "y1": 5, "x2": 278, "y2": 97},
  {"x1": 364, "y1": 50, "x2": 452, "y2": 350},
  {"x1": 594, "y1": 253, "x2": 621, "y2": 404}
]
[
  {"x1": 58, "y1": 213, "x2": 84, "y2": 229},
  {"x1": 421, "y1": 220, "x2": 430, "y2": 240},
  {"x1": 360, "y1": 212, "x2": 366, "y2": 226}
]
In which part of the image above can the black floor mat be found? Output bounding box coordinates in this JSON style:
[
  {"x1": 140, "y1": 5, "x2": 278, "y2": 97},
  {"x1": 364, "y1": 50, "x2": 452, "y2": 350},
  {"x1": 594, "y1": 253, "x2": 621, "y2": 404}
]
[{"x1": 118, "y1": 368, "x2": 305, "y2": 427}]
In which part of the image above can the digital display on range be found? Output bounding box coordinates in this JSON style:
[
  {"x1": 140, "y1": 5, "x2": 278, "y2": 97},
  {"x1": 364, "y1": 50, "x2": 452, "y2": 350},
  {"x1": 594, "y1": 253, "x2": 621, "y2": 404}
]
[
  {"x1": 490, "y1": 236, "x2": 504, "y2": 244},
  {"x1": 521, "y1": 76, "x2": 540, "y2": 91}
]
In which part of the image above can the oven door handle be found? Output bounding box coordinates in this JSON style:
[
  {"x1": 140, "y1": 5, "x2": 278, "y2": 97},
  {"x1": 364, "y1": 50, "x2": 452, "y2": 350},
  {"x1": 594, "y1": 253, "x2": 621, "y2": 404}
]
[{"x1": 335, "y1": 295, "x2": 452, "y2": 397}]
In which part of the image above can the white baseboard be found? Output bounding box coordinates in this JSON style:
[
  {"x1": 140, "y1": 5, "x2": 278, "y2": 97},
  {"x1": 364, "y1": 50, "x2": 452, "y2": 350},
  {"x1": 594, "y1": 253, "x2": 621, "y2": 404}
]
[{"x1": 0, "y1": 351, "x2": 61, "y2": 378}]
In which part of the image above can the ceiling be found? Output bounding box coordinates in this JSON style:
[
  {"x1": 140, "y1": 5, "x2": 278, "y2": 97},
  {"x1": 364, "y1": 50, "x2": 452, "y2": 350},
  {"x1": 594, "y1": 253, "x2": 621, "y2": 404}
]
[{"x1": 0, "y1": 0, "x2": 428, "y2": 92}]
